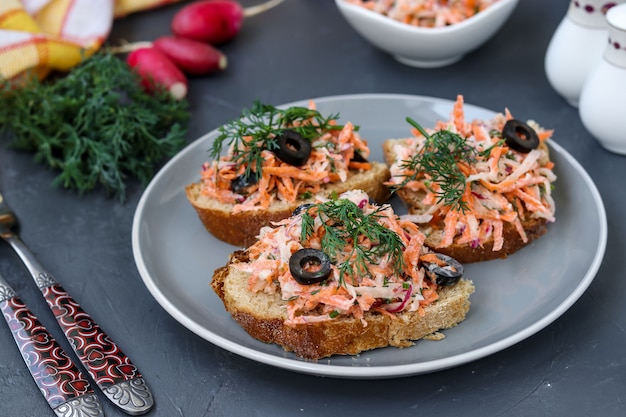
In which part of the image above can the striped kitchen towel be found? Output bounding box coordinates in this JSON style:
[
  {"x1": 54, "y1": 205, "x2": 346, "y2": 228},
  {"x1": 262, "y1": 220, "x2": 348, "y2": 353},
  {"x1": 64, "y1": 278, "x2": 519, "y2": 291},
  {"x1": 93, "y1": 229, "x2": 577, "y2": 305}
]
[{"x1": 0, "y1": 0, "x2": 181, "y2": 80}]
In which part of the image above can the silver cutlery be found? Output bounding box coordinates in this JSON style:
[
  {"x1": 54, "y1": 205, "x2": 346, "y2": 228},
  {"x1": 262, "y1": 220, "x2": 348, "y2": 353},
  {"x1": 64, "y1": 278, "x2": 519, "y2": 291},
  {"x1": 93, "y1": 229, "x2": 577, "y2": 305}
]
[
  {"x1": 0, "y1": 191, "x2": 154, "y2": 416},
  {"x1": 0, "y1": 271, "x2": 105, "y2": 417}
]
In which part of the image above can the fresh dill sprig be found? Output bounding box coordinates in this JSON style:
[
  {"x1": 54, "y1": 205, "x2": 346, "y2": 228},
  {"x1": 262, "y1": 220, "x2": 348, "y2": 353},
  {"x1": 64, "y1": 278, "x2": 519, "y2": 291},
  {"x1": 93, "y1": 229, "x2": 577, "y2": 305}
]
[
  {"x1": 299, "y1": 199, "x2": 405, "y2": 285},
  {"x1": 392, "y1": 117, "x2": 480, "y2": 212},
  {"x1": 209, "y1": 101, "x2": 347, "y2": 180},
  {"x1": 0, "y1": 51, "x2": 189, "y2": 202}
]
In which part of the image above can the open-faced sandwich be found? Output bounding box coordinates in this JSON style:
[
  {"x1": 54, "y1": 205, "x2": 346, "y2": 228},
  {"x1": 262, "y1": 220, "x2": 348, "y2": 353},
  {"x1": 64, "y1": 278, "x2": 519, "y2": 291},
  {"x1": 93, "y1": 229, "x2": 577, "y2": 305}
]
[
  {"x1": 383, "y1": 95, "x2": 557, "y2": 263},
  {"x1": 186, "y1": 101, "x2": 390, "y2": 247},
  {"x1": 211, "y1": 190, "x2": 474, "y2": 359}
]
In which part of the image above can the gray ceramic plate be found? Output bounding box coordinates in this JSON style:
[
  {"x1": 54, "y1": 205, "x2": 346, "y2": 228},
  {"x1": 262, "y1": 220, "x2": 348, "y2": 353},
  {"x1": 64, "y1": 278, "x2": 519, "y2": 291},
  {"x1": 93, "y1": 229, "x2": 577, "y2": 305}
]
[{"x1": 132, "y1": 94, "x2": 607, "y2": 379}]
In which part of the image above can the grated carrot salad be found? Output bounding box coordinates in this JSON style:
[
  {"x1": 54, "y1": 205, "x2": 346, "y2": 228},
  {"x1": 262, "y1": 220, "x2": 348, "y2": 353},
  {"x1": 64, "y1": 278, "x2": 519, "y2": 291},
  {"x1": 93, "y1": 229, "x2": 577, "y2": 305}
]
[
  {"x1": 200, "y1": 101, "x2": 372, "y2": 214},
  {"x1": 387, "y1": 95, "x2": 557, "y2": 252},
  {"x1": 234, "y1": 190, "x2": 444, "y2": 326},
  {"x1": 345, "y1": 0, "x2": 501, "y2": 28}
]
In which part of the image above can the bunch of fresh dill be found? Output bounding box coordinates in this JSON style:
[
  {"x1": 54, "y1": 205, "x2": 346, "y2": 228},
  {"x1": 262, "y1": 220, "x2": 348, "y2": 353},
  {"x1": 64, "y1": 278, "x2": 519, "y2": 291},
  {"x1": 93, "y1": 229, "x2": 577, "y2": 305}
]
[{"x1": 0, "y1": 52, "x2": 190, "y2": 201}]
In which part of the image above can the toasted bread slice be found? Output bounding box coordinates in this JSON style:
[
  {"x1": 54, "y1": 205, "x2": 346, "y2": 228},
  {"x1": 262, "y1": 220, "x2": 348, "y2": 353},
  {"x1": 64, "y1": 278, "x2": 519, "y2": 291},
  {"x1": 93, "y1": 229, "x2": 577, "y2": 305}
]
[
  {"x1": 187, "y1": 162, "x2": 390, "y2": 247},
  {"x1": 383, "y1": 139, "x2": 549, "y2": 263},
  {"x1": 211, "y1": 250, "x2": 474, "y2": 359}
]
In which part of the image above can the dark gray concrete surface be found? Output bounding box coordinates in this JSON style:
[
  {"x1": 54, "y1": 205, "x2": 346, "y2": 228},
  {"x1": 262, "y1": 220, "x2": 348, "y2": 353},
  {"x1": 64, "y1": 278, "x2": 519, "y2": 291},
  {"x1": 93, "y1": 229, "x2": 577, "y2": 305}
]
[{"x1": 2, "y1": 1, "x2": 625, "y2": 416}]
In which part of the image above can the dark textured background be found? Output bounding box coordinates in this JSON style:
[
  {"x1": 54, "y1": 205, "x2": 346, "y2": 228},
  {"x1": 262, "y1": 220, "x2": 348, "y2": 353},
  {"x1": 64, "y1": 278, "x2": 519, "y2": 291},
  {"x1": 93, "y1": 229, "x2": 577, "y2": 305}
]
[{"x1": 2, "y1": 1, "x2": 625, "y2": 416}]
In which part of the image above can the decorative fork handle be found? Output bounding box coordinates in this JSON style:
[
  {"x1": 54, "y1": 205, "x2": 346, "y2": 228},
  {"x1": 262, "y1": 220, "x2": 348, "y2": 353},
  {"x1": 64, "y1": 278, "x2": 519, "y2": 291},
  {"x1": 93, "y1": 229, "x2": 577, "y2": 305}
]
[
  {"x1": 0, "y1": 273, "x2": 104, "y2": 417},
  {"x1": 3, "y1": 234, "x2": 154, "y2": 416}
]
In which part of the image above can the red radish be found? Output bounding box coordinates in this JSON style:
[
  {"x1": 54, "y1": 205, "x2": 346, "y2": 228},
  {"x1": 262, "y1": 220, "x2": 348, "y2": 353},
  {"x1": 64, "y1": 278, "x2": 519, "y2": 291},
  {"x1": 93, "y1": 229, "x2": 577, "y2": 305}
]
[
  {"x1": 171, "y1": 0, "x2": 243, "y2": 45},
  {"x1": 171, "y1": 0, "x2": 286, "y2": 45},
  {"x1": 153, "y1": 36, "x2": 227, "y2": 75},
  {"x1": 126, "y1": 47, "x2": 188, "y2": 100}
]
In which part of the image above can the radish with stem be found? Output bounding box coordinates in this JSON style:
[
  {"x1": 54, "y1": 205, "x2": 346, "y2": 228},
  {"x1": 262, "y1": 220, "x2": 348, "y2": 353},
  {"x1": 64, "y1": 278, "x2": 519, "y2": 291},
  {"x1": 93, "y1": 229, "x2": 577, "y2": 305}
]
[{"x1": 171, "y1": 0, "x2": 287, "y2": 45}]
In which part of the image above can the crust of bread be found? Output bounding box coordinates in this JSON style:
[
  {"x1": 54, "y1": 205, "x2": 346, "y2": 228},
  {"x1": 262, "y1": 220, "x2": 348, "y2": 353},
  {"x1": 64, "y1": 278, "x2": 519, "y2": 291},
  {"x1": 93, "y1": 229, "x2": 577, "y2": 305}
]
[
  {"x1": 211, "y1": 250, "x2": 475, "y2": 360},
  {"x1": 187, "y1": 162, "x2": 391, "y2": 247},
  {"x1": 382, "y1": 139, "x2": 549, "y2": 263}
]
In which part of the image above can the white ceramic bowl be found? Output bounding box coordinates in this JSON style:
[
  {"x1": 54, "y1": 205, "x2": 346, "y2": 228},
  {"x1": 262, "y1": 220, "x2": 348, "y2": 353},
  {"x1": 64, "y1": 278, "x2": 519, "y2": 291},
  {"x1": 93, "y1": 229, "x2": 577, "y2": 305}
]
[{"x1": 335, "y1": 0, "x2": 519, "y2": 68}]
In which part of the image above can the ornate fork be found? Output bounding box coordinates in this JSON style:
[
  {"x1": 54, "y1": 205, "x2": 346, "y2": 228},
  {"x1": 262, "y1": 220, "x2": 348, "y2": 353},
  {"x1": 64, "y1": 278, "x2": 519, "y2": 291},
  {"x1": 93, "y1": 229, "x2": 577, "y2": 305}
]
[
  {"x1": 0, "y1": 192, "x2": 154, "y2": 416},
  {"x1": 0, "y1": 271, "x2": 104, "y2": 416}
]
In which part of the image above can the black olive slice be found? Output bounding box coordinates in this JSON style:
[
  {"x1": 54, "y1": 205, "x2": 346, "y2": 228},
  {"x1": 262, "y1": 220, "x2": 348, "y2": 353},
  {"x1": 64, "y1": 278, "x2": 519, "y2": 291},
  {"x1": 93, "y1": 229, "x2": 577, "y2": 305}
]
[
  {"x1": 424, "y1": 253, "x2": 464, "y2": 286},
  {"x1": 292, "y1": 203, "x2": 314, "y2": 216},
  {"x1": 502, "y1": 119, "x2": 540, "y2": 153},
  {"x1": 273, "y1": 130, "x2": 312, "y2": 166},
  {"x1": 230, "y1": 171, "x2": 258, "y2": 193},
  {"x1": 289, "y1": 248, "x2": 331, "y2": 285},
  {"x1": 352, "y1": 150, "x2": 368, "y2": 163}
]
